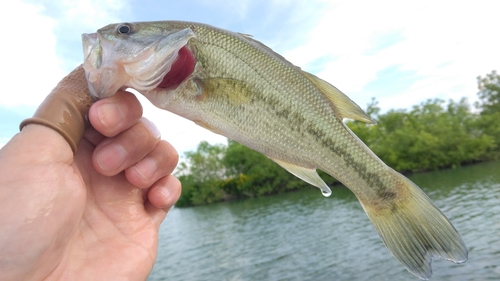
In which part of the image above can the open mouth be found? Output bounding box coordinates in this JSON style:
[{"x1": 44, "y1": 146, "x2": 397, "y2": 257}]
[
  {"x1": 82, "y1": 33, "x2": 99, "y2": 67},
  {"x1": 156, "y1": 46, "x2": 196, "y2": 90},
  {"x1": 82, "y1": 32, "x2": 110, "y2": 99}
]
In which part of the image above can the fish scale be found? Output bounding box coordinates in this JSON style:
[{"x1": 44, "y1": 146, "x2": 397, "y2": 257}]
[{"x1": 82, "y1": 20, "x2": 467, "y2": 279}]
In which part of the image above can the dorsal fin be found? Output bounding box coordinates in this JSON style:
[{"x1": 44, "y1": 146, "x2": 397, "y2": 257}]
[
  {"x1": 239, "y1": 33, "x2": 301, "y2": 70},
  {"x1": 301, "y1": 71, "x2": 375, "y2": 124}
]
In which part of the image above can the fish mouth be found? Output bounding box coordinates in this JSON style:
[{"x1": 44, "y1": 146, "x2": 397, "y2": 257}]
[
  {"x1": 82, "y1": 33, "x2": 98, "y2": 66},
  {"x1": 82, "y1": 32, "x2": 108, "y2": 99},
  {"x1": 82, "y1": 27, "x2": 196, "y2": 100},
  {"x1": 82, "y1": 31, "x2": 130, "y2": 99}
]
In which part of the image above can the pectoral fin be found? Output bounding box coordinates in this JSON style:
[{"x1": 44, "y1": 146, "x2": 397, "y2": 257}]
[
  {"x1": 302, "y1": 71, "x2": 375, "y2": 124},
  {"x1": 194, "y1": 120, "x2": 224, "y2": 136},
  {"x1": 198, "y1": 78, "x2": 253, "y2": 105},
  {"x1": 272, "y1": 158, "x2": 332, "y2": 197}
]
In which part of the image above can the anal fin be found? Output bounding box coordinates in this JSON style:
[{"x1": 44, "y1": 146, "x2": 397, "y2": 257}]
[{"x1": 272, "y1": 158, "x2": 332, "y2": 197}]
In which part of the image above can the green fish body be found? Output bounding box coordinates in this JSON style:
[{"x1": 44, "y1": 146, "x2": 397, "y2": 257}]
[{"x1": 82, "y1": 21, "x2": 467, "y2": 279}]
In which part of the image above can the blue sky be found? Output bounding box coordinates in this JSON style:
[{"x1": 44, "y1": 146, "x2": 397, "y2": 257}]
[{"x1": 1, "y1": 0, "x2": 499, "y2": 154}]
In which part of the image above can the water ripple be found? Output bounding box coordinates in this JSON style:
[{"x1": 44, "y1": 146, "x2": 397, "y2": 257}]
[{"x1": 150, "y1": 161, "x2": 500, "y2": 280}]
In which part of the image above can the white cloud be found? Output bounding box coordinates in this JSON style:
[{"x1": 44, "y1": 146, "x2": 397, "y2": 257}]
[
  {"x1": 198, "y1": 0, "x2": 250, "y2": 20},
  {"x1": 0, "y1": 1, "x2": 65, "y2": 107},
  {"x1": 59, "y1": 0, "x2": 126, "y2": 27},
  {"x1": 2, "y1": 0, "x2": 498, "y2": 156},
  {"x1": 0, "y1": 0, "x2": 128, "y2": 108},
  {"x1": 283, "y1": 0, "x2": 500, "y2": 111}
]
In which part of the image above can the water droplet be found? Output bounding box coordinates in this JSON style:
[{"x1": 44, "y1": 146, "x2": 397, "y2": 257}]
[{"x1": 321, "y1": 188, "x2": 332, "y2": 197}]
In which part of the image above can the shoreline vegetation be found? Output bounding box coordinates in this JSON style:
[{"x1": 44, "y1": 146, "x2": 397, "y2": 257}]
[{"x1": 175, "y1": 70, "x2": 499, "y2": 207}]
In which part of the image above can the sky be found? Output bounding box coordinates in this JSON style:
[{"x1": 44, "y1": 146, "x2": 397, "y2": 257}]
[{"x1": 1, "y1": 0, "x2": 499, "y2": 155}]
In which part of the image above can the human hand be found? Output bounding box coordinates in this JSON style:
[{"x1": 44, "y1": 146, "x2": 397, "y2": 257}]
[{"x1": 0, "y1": 72, "x2": 180, "y2": 280}]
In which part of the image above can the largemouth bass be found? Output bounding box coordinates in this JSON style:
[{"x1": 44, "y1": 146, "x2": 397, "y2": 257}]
[{"x1": 82, "y1": 21, "x2": 467, "y2": 279}]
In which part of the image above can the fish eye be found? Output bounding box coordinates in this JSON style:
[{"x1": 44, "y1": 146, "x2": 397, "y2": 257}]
[{"x1": 117, "y1": 24, "x2": 132, "y2": 35}]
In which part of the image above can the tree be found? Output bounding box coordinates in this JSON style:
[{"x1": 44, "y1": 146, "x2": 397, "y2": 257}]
[
  {"x1": 222, "y1": 140, "x2": 307, "y2": 197},
  {"x1": 476, "y1": 70, "x2": 500, "y2": 115},
  {"x1": 474, "y1": 70, "x2": 500, "y2": 158},
  {"x1": 176, "y1": 139, "x2": 315, "y2": 206},
  {"x1": 175, "y1": 141, "x2": 227, "y2": 207},
  {"x1": 348, "y1": 98, "x2": 494, "y2": 172}
]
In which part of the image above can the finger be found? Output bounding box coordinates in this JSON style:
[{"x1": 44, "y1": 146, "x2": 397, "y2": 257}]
[
  {"x1": 19, "y1": 66, "x2": 93, "y2": 155},
  {"x1": 125, "y1": 140, "x2": 179, "y2": 189},
  {"x1": 82, "y1": 126, "x2": 105, "y2": 147},
  {"x1": 145, "y1": 175, "x2": 182, "y2": 226},
  {"x1": 92, "y1": 117, "x2": 161, "y2": 176},
  {"x1": 88, "y1": 90, "x2": 143, "y2": 138}
]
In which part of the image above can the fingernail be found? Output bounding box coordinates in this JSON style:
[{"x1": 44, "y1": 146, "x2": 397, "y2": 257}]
[
  {"x1": 96, "y1": 142, "x2": 127, "y2": 172},
  {"x1": 97, "y1": 103, "x2": 124, "y2": 129},
  {"x1": 159, "y1": 186, "x2": 170, "y2": 201},
  {"x1": 141, "y1": 117, "x2": 161, "y2": 139},
  {"x1": 134, "y1": 157, "x2": 158, "y2": 181}
]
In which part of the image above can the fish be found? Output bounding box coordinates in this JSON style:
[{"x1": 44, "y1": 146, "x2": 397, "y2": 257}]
[{"x1": 81, "y1": 21, "x2": 468, "y2": 279}]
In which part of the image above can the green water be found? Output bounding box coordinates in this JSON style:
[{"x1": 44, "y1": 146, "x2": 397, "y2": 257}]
[{"x1": 149, "y1": 161, "x2": 500, "y2": 280}]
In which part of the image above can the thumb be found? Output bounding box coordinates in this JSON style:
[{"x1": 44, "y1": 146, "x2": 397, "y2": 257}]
[{"x1": 19, "y1": 65, "x2": 94, "y2": 156}]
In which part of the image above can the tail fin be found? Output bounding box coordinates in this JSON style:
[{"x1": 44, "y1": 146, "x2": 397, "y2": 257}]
[{"x1": 359, "y1": 177, "x2": 468, "y2": 280}]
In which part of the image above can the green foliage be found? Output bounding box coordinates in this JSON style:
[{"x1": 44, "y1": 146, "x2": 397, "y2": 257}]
[
  {"x1": 175, "y1": 141, "x2": 228, "y2": 207},
  {"x1": 474, "y1": 70, "x2": 500, "y2": 158},
  {"x1": 176, "y1": 141, "x2": 226, "y2": 182},
  {"x1": 476, "y1": 70, "x2": 500, "y2": 115},
  {"x1": 348, "y1": 98, "x2": 495, "y2": 172},
  {"x1": 176, "y1": 71, "x2": 500, "y2": 207},
  {"x1": 176, "y1": 140, "x2": 309, "y2": 207},
  {"x1": 222, "y1": 140, "x2": 308, "y2": 197}
]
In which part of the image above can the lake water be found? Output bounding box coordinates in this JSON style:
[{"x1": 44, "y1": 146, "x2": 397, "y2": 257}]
[{"x1": 148, "y1": 161, "x2": 500, "y2": 280}]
